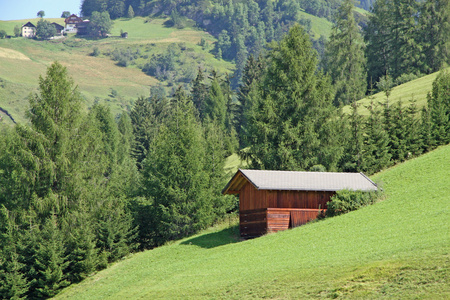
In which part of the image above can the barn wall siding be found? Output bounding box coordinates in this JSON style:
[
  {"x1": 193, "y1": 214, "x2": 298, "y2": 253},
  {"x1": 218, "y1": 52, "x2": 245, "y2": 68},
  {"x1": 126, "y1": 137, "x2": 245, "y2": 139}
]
[
  {"x1": 240, "y1": 183, "x2": 334, "y2": 211},
  {"x1": 238, "y1": 184, "x2": 333, "y2": 238}
]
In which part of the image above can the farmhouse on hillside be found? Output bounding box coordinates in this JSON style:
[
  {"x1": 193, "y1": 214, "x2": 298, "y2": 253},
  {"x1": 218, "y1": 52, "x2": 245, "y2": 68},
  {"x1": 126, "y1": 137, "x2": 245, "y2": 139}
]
[
  {"x1": 64, "y1": 14, "x2": 90, "y2": 35},
  {"x1": 21, "y1": 22, "x2": 36, "y2": 38},
  {"x1": 223, "y1": 169, "x2": 378, "y2": 238}
]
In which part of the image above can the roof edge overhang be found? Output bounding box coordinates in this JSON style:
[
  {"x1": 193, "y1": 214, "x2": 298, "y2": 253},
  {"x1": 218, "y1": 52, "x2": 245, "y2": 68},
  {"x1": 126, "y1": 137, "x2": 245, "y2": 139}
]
[{"x1": 222, "y1": 169, "x2": 259, "y2": 194}]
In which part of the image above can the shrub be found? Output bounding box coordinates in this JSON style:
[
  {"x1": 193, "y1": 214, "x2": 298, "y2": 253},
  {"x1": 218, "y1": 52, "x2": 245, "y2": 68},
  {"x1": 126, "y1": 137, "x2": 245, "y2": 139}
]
[
  {"x1": 395, "y1": 72, "x2": 421, "y2": 86},
  {"x1": 91, "y1": 47, "x2": 100, "y2": 57},
  {"x1": 326, "y1": 189, "x2": 382, "y2": 217}
]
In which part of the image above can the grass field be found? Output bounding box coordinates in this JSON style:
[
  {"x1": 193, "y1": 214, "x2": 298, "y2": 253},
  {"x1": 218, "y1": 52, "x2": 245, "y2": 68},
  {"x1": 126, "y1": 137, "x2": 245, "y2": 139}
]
[
  {"x1": 342, "y1": 68, "x2": 450, "y2": 115},
  {"x1": 56, "y1": 144, "x2": 450, "y2": 299},
  {"x1": 0, "y1": 17, "x2": 233, "y2": 125}
]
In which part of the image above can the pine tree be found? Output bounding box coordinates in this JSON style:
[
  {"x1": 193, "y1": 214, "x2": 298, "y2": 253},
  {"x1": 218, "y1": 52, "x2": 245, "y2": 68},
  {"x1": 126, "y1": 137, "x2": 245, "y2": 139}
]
[
  {"x1": 130, "y1": 97, "x2": 159, "y2": 169},
  {"x1": 32, "y1": 215, "x2": 69, "y2": 298},
  {"x1": 63, "y1": 211, "x2": 97, "y2": 283},
  {"x1": 236, "y1": 54, "x2": 265, "y2": 147},
  {"x1": 27, "y1": 61, "x2": 83, "y2": 195},
  {"x1": 390, "y1": 0, "x2": 420, "y2": 78},
  {"x1": 205, "y1": 75, "x2": 227, "y2": 128},
  {"x1": 418, "y1": 0, "x2": 450, "y2": 73},
  {"x1": 385, "y1": 101, "x2": 408, "y2": 162},
  {"x1": 143, "y1": 88, "x2": 214, "y2": 245},
  {"x1": 245, "y1": 24, "x2": 336, "y2": 171},
  {"x1": 95, "y1": 198, "x2": 136, "y2": 263},
  {"x1": 324, "y1": 0, "x2": 367, "y2": 106},
  {"x1": 0, "y1": 207, "x2": 28, "y2": 299},
  {"x1": 191, "y1": 68, "x2": 208, "y2": 120},
  {"x1": 339, "y1": 102, "x2": 364, "y2": 171},
  {"x1": 404, "y1": 99, "x2": 423, "y2": 157},
  {"x1": 362, "y1": 101, "x2": 391, "y2": 174},
  {"x1": 428, "y1": 70, "x2": 450, "y2": 146},
  {"x1": 89, "y1": 104, "x2": 120, "y2": 176},
  {"x1": 127, "y1": 5, "x2": 135, "y2": 18}
]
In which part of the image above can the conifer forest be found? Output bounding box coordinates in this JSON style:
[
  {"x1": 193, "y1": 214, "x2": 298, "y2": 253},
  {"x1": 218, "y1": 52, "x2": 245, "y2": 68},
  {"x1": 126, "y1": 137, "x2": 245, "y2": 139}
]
[{"x1": 0, "y1": 0, "x2": 449, "y2": 298}]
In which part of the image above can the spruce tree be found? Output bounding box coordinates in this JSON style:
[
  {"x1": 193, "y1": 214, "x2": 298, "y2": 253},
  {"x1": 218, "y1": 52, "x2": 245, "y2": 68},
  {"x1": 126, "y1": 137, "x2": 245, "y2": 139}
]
[
  {"x1": 191, "y1": 68, "x2": 208, "y2": 120},
  {"x1": 362, "y1": 101, "x2": 391, "y2": 174},
  {"x1": 63, "y1": 211, "x2": 97, "y2": 283},
  {"x1": 237, "y1": 54, "x2": 265, "y2": 147},
  {"x1": 428, "y1": 70, "x2": 450, "y2": 146},
  {"x1": 324, "y1": 0, "x2": 367, "y2": 106},
  {"x1": 0, "y1": 207, "x2": 28, "y2": 299},
  {"x1": 205, "y1": 75, "x2": 227, "y2": 128},
  {"x1": 32, "y1": 215, "x2": 69, "y2": 298},
  {"x1": 143, "y1": 88, "x2": 213, "y2": 245},
  {"x1": 130, "y1": 97, "x2": 159, "y2": 169},
  {"x1": 339, "y1": 102, "x2": 364, "y2": 171},
  {"x1": 245, "y1": 24, "x2": 336, "y2": 171},
  {"x1": 418, "y1": 0, "x2": 450, "y2": 73}
]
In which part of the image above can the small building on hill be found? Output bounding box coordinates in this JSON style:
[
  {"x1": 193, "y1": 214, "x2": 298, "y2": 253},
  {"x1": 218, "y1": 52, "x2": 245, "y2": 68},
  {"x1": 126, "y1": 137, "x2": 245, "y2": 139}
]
[
  {"x1": 222, "y1": 169, "x2": 378, "y2": 238},
  {"x1": 64, "y1": 14, "x2": 90, "y2": 34},
  {"x1": 21, "y1": 22, "x2": 36, "y2": 38},
  {"x1": 52, "y1": 22, "x2": 65, "y2": 35}
]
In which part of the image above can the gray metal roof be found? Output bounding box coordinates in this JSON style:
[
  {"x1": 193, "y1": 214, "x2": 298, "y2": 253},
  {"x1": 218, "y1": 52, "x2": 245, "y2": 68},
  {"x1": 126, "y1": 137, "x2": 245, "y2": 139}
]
[{"x1": 236, "y1": 169, "x2": 378, "y2": 192}]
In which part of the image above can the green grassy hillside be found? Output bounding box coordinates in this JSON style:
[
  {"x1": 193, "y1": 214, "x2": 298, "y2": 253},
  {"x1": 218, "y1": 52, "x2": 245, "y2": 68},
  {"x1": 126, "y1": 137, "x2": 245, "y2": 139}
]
[
  {"x1": 343, "y1": 68, "x2": 450, "y2": 115},
  {"x1": 56, "y1": 144, "x2": 450, "y2": 299},
  {"x1": 0, "y1": 17, "x2": 233, "y2": 124}
]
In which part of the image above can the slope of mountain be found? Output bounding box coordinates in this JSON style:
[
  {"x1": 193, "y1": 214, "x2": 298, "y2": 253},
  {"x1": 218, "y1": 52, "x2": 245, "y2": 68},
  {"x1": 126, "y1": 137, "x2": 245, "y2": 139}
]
[{"x1": 56, "y1": 145, "x2": 450, "y2": 299}]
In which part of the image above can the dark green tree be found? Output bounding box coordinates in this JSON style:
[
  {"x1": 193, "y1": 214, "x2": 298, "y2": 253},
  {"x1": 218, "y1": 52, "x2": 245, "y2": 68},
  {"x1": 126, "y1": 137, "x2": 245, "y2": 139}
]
[
  {"x1": 61, "y1": 11, "x2": 71, "y2": 18},
  {"x1": 63, "y1": 211, "x2": 98, "y2": 283},
  {"x1": 419, "y1": 0, "x2": 450, "y2": 73},
  {"x1": 428, "y1": 70, "x2": 450, "y2": 146},
  {"x1": 143, "y1": 88, "x2": 214, "y2": 245},
  {"x1": 205, "y1": 75, "x2": 227, "y2": 128},
  {"x1": 324, "y1": 0, "x2": 367, "y2": 106},
  {"x1": 362, "y1": 101, "x2": 391, "y2": 174},
  {"x1": 191, "y1": 68, "x2": 208, "y2": 119},
  {"x1": 237, "y1": 54, "x2": 265, "y2": 147},
  {"x1": 87, "y1": 11, "x2": 113, "y2": 37},
  {"x1": 14, "y1": 25, "x2": 21, "y2": 37},
  {"x1": 32, "y1": 215, "x2": 69, "y2": 298},
  {"x1": 339, "y1": 102, "x2": 364, "y2": 172},
  {"x1": 36, "y1": 19, "x2": 57, "y2": 39},
  {"x1": 130, "y1": 97, "x2": 161, "y2": 169},
  {"x1": 245, "y1": 25, "x2": 336, "y2": 171},
  {"x1": 108, "y1": 0, "x2": 125, "y2": 19},
  {"x1": 0, "y1": 207, "x2": 28, "y2": 299},
  {"x1": 37, "y1": 10, "x2": 45, "y2": 18}
]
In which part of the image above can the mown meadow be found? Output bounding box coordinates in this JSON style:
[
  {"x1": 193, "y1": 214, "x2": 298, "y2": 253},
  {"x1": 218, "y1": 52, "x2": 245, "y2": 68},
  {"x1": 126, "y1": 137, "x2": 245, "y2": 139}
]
[
  {"x1": 56, "y1": 144, "x2": 450, "y2": 299},
  {"x1": 0, "y1": 17, "x2": 233, "y2": 124}
]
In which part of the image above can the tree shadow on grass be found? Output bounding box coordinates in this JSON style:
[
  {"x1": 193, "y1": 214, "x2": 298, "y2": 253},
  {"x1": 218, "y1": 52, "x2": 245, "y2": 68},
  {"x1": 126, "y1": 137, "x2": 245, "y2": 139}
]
[{"x1": 181, "y1": 224, "x2": 241, "y2": 249}]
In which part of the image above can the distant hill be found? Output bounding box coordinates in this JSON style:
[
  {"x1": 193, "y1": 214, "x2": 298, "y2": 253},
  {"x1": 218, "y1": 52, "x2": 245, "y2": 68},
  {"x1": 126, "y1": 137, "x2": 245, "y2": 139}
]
[
  {"x1": 0, "y1": 17, "x2": 234, "y2": 125},
  {"x1": 56, "y1": 144, "x2": 450, "y2": 299}
]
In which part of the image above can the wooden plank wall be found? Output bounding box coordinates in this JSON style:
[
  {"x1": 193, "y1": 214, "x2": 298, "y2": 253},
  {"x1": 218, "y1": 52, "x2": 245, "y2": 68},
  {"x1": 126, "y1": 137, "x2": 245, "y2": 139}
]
[
  {"x1": 240, "y1": 183, "x2": 334, "y2": 211},
  {"x1": 240, "y1": 209, "x2": 267, "y2": 238},
  {"x1": 266, "y1": 209, "x2": 290, "y2": 233},
  {"x1": 290, "y1": 209, "x2": 323, "y2": 227}
]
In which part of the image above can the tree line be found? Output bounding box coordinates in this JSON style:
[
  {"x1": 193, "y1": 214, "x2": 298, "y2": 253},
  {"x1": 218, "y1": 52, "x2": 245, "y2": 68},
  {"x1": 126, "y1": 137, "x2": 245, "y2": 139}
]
[
  {"x1": 0, "y1": 62, "x2": 236, "y2": 298},
  {"x1": 1, "y1": 1, "x2": 450, "y2": 297},
  {"x1": 80, "y1": 0, "x2": 449, "y2": 95},
  {"x1": 234, "y1": 24, "x2": 450, "y2": 175}
]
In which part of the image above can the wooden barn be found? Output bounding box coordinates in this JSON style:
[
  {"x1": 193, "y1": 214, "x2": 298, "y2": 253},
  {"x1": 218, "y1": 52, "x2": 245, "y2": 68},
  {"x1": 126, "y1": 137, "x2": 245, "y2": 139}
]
[{"x1": 222, "y1": 169, "x2": 378, "y2": 238}]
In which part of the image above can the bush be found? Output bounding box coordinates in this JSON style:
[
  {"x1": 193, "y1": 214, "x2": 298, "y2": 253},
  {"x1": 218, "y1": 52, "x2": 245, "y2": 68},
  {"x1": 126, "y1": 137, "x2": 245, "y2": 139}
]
[
  {"x1": 395, "y1": 72, "x2": 421, "y2": 86},
  {"x1": 326, "y1": 189, "x2": 382, "y2": 217},
  {"x1": 91, "y1": 47, "x2": 100, "y2": 57}
]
